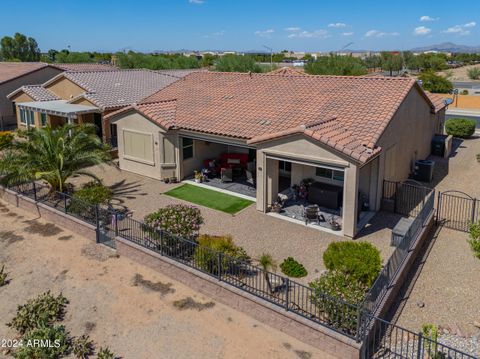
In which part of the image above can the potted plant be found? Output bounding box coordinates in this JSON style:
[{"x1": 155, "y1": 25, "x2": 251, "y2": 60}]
[
  {"x1": 194, "y1": 171, "x2": 202, "y2": 183},
  {"x1": 329, "y1": 216, "x2": 342, "y2": 231},
  {"x1": 169, "y1": 176, "x2": 177, "y2": 183},
  {"x1": 270, "y1": 201, "x2": 283, "y2": 213}
]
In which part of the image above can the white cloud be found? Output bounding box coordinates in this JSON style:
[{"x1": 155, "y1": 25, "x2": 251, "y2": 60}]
[
  {"x1": 443, "y1": 22, "x2": 476, "y2": 35},
  {"x1": 288, "y1": 29, "x2": 329, "y2": 39},
  {"x1": 328, "y1": 22, "x2": 347, "y2": 28},
  {"x1": 189, "y1": 0, "x2": 204, "y2": 4},
  {"x1": 284, "y1": 27, "x2": 301, "y2": 32},
  {"x1": 414, "y1": 26, "x2": 431, "y2": 36},
  {"x1": 342, "y1": 32, "x2": 354, "y2": 36},
  {"x1": 254, "y1": 29, "x2": 275, "y2": 38},
  {"x1": 420, "y1": 15, "x2": 438, "y2": 22},
  {"x1": 365, "y1": 30, "x2": 399, "y2": 38}
]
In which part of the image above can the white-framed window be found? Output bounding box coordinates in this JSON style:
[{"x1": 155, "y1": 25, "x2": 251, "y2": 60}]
[
  {"x1": 315, "y1": 167, "x2": 345, "y2": 182},
  {"x1": 40, "y1": 113, "x2": 47, "y2": 127},
  {"x1": 19, "y1": 109, "x2": 26, "y2": 125}
]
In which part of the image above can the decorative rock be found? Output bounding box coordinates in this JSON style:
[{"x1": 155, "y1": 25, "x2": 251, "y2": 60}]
[{"x1": 416, "y1": 301, "x2": 425, "y2": 308}]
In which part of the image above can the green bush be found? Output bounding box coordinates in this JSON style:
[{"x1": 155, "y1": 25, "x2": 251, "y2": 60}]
[
  {"x1": 467, "y1": 67, "x2": 480, "y2": 80},
  {"x1": 0, "y1": 131, "x2": 14, "y2": 150},
  {"x1": 279, "y1": 257, "x2": 308, "y2": 278},
  {"x1": 72, "y1": 334, "x2": 94, "y2": 358},
  {"x1": 97, "y1": 347, "x2": 115, "y2": 359},
  {"x1": 144, "y1": 204, "x2": 204, "y2": 239},
  {"x1": 73, "y1": 181, "x2": 112, "y2": 205},
  {"x1": 445, "y1": 118, "x2": 476, "y2": 138},
  {"x1": 323, "y1": 241, "x2": 381, "y2": 286},
  {"x1": 194, "y1": 234, "x2": 250, "y2": 274},
  {"x1": 468, "y1": 222, "x2": 480, "y2": 259},
  {"x1": 418, "y1": 71, "x2": 453, "y2": 93},
  {"x1": 14, "y1": 325, "x2": 70, "y2": 359},
  {"x1": 305, "y1": 54, "x2": 368, "y2": 76},
  {"x1": 309, "y1": 271, "x2": 367, "y2": 334},
  {"x1": 8, "y1": 291, "x2": 68, "y2": 334}
]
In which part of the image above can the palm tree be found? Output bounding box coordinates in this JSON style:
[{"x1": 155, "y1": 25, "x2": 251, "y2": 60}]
[
  {"x1": 0, "y1": 124, "x2": 111, "y2": 192},
  {"x1": 258, "y1": 253, "x2": 276, "y2": 294}
]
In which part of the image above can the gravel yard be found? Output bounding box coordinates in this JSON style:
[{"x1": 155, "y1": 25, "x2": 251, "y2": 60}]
[
  {"x1": 69, "y1": 164, "x2": 398, "y2": 284},
  {"x1": 0, "y1": 200, "x2": 333, "y2": 359}
]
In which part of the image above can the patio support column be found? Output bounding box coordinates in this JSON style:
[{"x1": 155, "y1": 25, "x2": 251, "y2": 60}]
[
  {"x1": 342, "y1": 164, "x2": 359, "y2": 238},
  {"x1": 263, "y1": 157, "x2": 279, "y2": 212}
]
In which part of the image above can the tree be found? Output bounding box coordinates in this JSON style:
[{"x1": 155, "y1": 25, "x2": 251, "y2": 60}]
[
  {"x1": 201, "y1": 53, "x2": 216, "y2": 67},
  {"x1": 364, "y1": 55, "x2": 382, "y2": 72},
  {"x1": 0, "y1": 32, "x2": 40, "y2": 61},
  {"x1": 304, "y1": 54, "x2": 368, "y2": 76},
  {"x1": 380, "y1": 52, "x2": 403, "y2": 76},
  {"x1": 47, "y1": 49, "x2": 58, "y2": 62},
  {"x1": 418, "y1": 71, "x2": 453, "y2": 93},
  {"x1": 55, "y1": 50, "x2": 93, "y2": 63},
  {"x1": 258, "y1": 253, "x2": 276, "y2": 293},
  {"x1": 214, "y1": 54, "x2": 263, "y2": 72},
  {"x1": 0, "y1": 124, "x2": 111, "y2": 192},
  {"x1": 467, "y1": 67, "x2": 480, "y2": 80}
]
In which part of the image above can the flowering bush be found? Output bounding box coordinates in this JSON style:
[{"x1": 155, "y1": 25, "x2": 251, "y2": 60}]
[
  {"x1": 0, "y1": 131, "x2": 13, "y2": 150},
  {"x1": 144, "y1": 204, "x2": 204, "y2": 239}
]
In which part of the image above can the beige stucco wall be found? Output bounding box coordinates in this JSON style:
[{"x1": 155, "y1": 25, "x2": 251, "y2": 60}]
[
  {"x1": 45, "y1": 77, "x2": 86, "y2": 100},
  {"x1": 0, "y1": 66, "x2": 62, "y2": 128},
  {"x1": 110, "y1": 111, "x2": 179, "y2": 181}
]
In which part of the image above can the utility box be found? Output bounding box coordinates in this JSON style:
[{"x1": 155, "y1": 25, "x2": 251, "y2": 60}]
[
  {"x1": 413, "y1": 160, "x2": 435, "y2": 183},
  {"x1": 431, "y1": 134, "x2": 447, "y2": 157}
]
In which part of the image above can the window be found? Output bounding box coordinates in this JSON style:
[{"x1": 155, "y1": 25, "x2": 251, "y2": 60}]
[
  {"x1": 26, "y1": 110, "x2": 35, "y2": 126},
  {"x1": 182, "y1": 137, "x2": 194, "y2": 160},
  {"x1": 315, "y1": 167, "x2": 344, "y2": 182},
  {"x1": 40, "y1": 113, "x2": 47, "y2": 127},
  {"x1": 19, "y1": 109, "x2": 26, "y2": 124}
]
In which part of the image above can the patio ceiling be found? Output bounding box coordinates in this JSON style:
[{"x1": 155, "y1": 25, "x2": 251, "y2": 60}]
[{"x1": 17, "y1": 100, "x2": 100, "y2": 118}]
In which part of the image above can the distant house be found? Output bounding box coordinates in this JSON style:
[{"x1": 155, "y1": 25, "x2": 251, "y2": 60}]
[
  {"x1": 7, "y1": 69, "x2": 196, "y2": 145},
  {"x1": 0, "y1": 62, "x2": 116, "y2": 130},
  {"x1": 105, "y1": 69, "x2": 447, "y2": 237}
]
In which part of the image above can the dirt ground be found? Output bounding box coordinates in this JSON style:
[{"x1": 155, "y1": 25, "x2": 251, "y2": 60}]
[
  {"x1": 0, "y1": 200, "x2": 334, "y2": 359},
  {"x1": 439, "y1": 64, "x2": 480, "y2": 82}
]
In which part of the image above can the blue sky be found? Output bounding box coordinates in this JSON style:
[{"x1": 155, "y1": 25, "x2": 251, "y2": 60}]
[{"x1": 1, "y1": 0, "x2": 479, "y2": 52}]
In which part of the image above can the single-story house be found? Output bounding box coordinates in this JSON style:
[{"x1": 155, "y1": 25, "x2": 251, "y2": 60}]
[
  {"x1": 0, "y1": 62, "x2": 117, "y2": 130},
  {"x1": 105, "y1": 69, "x2": 447, "y2": 237},
  {"x1": 7, "y1": 69, "x2": 197, "y2": 145}
]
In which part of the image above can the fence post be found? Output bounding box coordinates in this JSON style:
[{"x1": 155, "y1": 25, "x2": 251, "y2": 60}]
[
  {"x1": 436, "y1": 191, "x2": 441, "y2": 226},
  {"x1": 217, "y1": 252, "x2": 222, "y2": 281},
  {"x1": 114, "y1": 212, "x2": 118, "y2": 237},
  {"x1": 32, "y1": 182, "x2": 37, "y2": 202},
  {"x1": 356, "y1": 307, "x2": 363, "y2": 342},
  {"x1": 416, "y1": 331, "x2": 423, "y2": 359},
  {"x1": 95, "y1": 204, "x2": 100, "y2": 243},
  {"x1": 284, "y1": 278, "x2": 290, "y2": 311},
  {"x1": 160, "y1": 230, "x2": 165, "y2": 255},
  {"x1": 63, "y1": 194, "x2": 67, "y2": 213},
  {"x1": 471, "y1": 199, "x2": 477, "y2": 225}
]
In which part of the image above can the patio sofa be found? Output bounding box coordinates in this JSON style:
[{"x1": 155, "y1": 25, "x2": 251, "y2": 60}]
[{"x1": 203, "y1": 153, "x2": 249, "y2": 175}]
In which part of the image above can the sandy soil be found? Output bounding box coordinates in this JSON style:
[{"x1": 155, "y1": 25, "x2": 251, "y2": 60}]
[
  {"x1": 440, "y1": 64, "x2": 480, "y2": 82},
  {"x1": 0, "y1": 200, "x2": 334, "y2": 359}
]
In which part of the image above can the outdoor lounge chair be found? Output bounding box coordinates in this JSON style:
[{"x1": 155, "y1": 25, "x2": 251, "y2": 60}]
[
  {"x1": 221, "y1": 167, "x2": 233, "y2": 182},
  {"x1": 304, "y1": 204, "x2": 320, "y2": 225}
]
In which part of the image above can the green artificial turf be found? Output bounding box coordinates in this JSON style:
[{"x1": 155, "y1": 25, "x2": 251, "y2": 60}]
[{"x1": 164, "y1": 184, "x2": 254, "y2": 214}]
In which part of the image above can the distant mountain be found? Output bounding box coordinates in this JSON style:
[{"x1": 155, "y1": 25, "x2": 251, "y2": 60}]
[{"x1": 411, "y1": 42, "x2": 480, "y2": 53}]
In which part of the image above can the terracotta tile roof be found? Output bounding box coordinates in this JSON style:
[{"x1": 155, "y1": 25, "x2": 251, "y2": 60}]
[
  {"x1": 50, "y1": 63, "x2": 118, "y2": 72},
  {"x1": 18, "y1": 85, "x2": 60, "y2": 101},
  {"x1": 426, "y1": 92, "x2": 448, "y2": 112},
  {"x1": 61, "y1": 69, "x2": 185, "y2": 109},
  {"x1": 0, "y1": 62, "x2": 48, "y2": 84},
  {"x1": 128, "y1": 71, "x2": 434, "y2": 163}
]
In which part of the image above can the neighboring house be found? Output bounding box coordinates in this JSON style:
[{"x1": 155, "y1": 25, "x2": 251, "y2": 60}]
[
  {"x1": 106, "y1": 70, "x2": 447, "y2": 237},
  {"x1": 7, "y1": 69, "x2": 195, "y2": 145},
  {"x1": 0, "y1": 62, "x2": 116, "y2": 130}
]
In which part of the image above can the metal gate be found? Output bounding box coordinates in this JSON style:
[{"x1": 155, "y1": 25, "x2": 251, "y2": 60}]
[
  {"x1": 96, "y1": 207, "x2": 117, "y2": 249},
  {"x1": 436, "y1": 191, "x2": 479, "y2": 232}
]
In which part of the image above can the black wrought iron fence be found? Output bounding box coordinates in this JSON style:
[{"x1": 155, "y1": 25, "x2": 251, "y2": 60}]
[
  {"x1": 436, "y1": 190, "x2": 479, "y2": 232},
  {"x1": 383, "y1": 181, "x2": 434, "y2": 217},
  {"x1": 361, "y1": 313, "x2": 478, "y2": 359}
]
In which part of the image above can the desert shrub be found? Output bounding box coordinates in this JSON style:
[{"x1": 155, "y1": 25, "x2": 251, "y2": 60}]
[
  {"x1": 461, "y1": 89, "x2": 469, "y2": 95},
  {"x1": 14, "y1": 325, "x2": 70, "y2": 359},
  {"x1": 8, "y1": 291, "x2": 68, "y2": 334},
  {"x1": 0, "y1": 265, "x2": 9, "y2": 286},
  {"x1": 73, "y1": 181, "x2": 112, "y2": 205},
  {"x1": 467, "y1": 67, "x2": 480, "y2": 80},
  {"x1": 144, "y1": 204, "x2": 203, "y2": 239},
  {"x1": 468, "y1": 222, "x2": 480, "y2": 259},
  {"x1": 194, "y1": 234, "x2": 250, "y2": 274},
  {"x1": 418, "y1": 71, "x2": 453, "y2": 93},
  {"x1": 0, "y1": 131, "x2": 14, "y2": 150},
  {"x1": 97, "y1": 347, "x2": 115, "y2": 359},
  {"x1": 72, "y1": 334, "x2": 94, "y2": 358},
  {"x1": 279, "y1": 257, "x2": 308, "y2": 278},
  {"x1": 323, "y1": 241, "x2": 381, "y2": 286},
  {"x1": 309, "y1": 271, "x2": 367, "y2": 334},
  {"x1": 445, "y1": 118, "x2": 476, "y2": 138}
]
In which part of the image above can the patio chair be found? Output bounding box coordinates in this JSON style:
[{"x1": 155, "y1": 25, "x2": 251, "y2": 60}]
[
  {"x1": 303, "y1": 204, "x2": 320, "y2": 225},
  {"x1": 221, "y1": 167, "x2": 233, "y2": 182},
  {"x1": 245, "y1": 169, "x2": 255, "y2": 187}
]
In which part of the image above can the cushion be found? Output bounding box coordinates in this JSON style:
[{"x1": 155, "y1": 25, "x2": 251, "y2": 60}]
[{"x1": 227, "y1": 158, "x2": 241, "y2": 164}]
